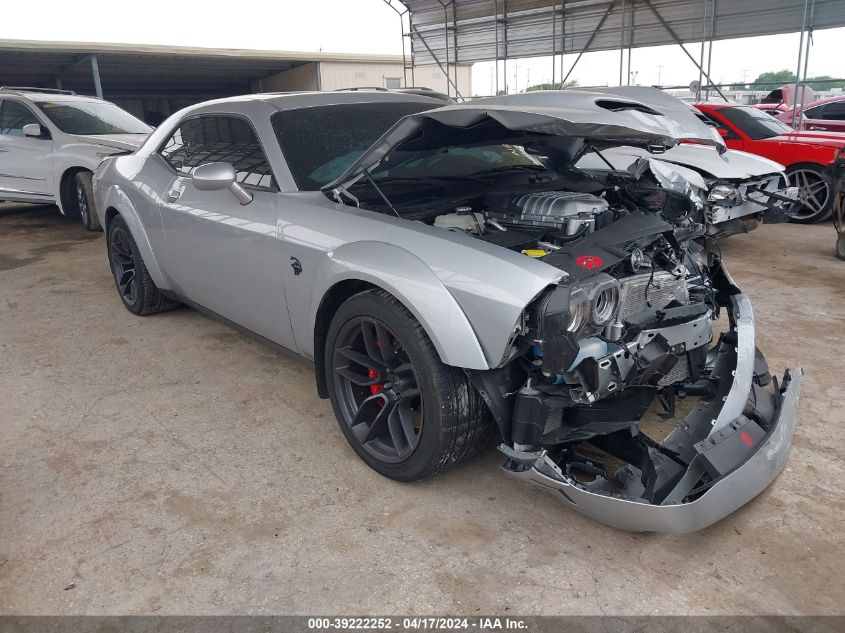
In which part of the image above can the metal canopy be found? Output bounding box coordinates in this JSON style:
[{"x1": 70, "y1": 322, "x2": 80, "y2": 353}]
[
  {"x1": 0, "y1": 39, "x2": 403, "y2": 98},
  {"x1": 400, "y1": 0, "x2": 845, "y2": 65},
  {"x1": 391, "y1": 0, "x2": 844, "y2": 99}
]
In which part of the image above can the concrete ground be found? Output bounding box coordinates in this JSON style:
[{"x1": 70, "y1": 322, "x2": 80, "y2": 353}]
[{"x1": 0, "y1": 202, "x2": 843, "y2": 616}]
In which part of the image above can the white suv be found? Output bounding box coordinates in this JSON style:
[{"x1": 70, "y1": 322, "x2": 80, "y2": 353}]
[{"x1": 0, "y1": 87, "x2": 152, "y2": 230}]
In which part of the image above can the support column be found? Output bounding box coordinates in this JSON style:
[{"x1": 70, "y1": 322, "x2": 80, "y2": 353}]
[{"x1": 90, "y1": 55, "x2": 103, "y2": 99}]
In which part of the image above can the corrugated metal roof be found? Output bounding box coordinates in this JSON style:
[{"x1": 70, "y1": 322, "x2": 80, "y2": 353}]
[{"x1": 399, "y1": 0, "x2": 845, "y2": 65}]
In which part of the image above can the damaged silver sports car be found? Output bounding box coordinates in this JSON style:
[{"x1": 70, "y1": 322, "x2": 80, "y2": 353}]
[{"x1": 93, "y1": 89, "x2": 802, "y2": 533}]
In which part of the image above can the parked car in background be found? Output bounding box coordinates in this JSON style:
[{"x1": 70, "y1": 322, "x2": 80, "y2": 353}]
[
  {"x1": 577, "y1": 144, "x2": 796, "y2": 238},
  {"x1": 575, "y1": 87, "x2": 797, "y2": 238},
  {"x1": 0, "y1": 87, "x2": 152, "y2": 230},
  {"x1": 93, "y1": 90, "x2": 800, "y2": 533},
  {"x1": 775, "y1": 95, "x2": 845, "y2": 133},
  {"x1": 696, "y1": 101, "x2": 845, "y2": 223}
]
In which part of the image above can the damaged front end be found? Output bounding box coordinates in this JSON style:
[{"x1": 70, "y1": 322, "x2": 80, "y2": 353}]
[
  {"x1": 628, "y1": 154, "x2": 800, "y2": 239},
  {"x1": 491, "y1": 251, "x2": 801, "y2": 533}
]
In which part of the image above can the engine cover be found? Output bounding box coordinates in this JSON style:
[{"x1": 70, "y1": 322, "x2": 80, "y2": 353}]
[{"x1": 487, "y1": 191, "x2": 609, "y2": 235}]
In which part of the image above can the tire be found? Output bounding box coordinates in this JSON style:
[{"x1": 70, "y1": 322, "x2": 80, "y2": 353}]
[
  {"x1": 325, "y1": 289, "x2": 493, "y2": 481},
  {"x1": 106, "y1": 215, "x2": 180, "y2": 316},
  {"x1": 74, "y1": 171, "x2": 101, "y2": 231},
  {"x1": 785, "y1": 163, "x2": 834, "y2": 224},
  {"x1": 836, "y1": 233, "x2": 845, "y2": 261}
]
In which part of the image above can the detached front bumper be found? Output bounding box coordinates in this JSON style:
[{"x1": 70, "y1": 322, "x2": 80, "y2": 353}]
[{"x1": 501, "y1": 294, "x2": 802, "y2": 533}]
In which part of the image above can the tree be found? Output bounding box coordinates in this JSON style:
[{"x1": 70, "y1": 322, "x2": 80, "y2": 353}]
[
  {"x1": 750, "y1": 70, "x2": 845, "y2": 92},
  {"x1": 525, "y1": 80, "x2": 580, "y2": 92},
  {"x1": 752, "y1": 70, "x2": 796, "y2": 91}
]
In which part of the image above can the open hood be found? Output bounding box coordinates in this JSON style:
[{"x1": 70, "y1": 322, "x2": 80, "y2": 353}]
[{"x1": 323, "y1": 90, "x2": 727, "y2": 192}]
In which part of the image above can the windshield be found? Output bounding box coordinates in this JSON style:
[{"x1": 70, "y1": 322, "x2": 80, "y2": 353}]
[
  {"x1": 272, "y1": 101, "x2": 436, "y2": 190},
  {"x1": 36, "y1": 101, "x2": 152, "y2": 135},
  {"x1": 370, "y1": 144, "x2": 546, "y2": 181},
  {"x1": 717, "y1": 106, "x2": 793, "y2": 139}
]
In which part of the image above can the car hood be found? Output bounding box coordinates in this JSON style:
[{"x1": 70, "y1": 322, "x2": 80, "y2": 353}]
[
  {"x1": 73, "y1": 133, "x2": 149, "y2": 151},
  {"x1": 324, "y1": 90, "x2": 726, "y2": 191},
  {"x1": 765, "y1": 130, "x2": 845, "y2": 149},
  {"x1": 579, "y1": 143, "x2": 785, "y2": 180}
]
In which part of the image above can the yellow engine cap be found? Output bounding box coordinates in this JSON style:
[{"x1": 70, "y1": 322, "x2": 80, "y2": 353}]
[{"x1": 521, "y1": 249, "x2": 547, "y2": 258}]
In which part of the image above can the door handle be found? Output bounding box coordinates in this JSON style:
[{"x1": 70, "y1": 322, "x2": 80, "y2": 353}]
[
  {"x1": 0, "y1": 147, "x2": 9, "y2": 153},
  {"x1": 808, "y1": 126, "x2": 826, "y2": 131}
]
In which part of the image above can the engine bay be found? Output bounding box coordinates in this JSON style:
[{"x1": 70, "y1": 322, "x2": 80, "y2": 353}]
[{"x1": 341, "y1": 171, "x2": 788, "y2": 512}]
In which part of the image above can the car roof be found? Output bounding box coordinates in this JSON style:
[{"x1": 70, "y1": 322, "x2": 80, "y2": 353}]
[
  {"x1": 0, "y1": 87, "x2": 95, "y2": 101},
  {"x1": 188, "y1": 90, "x2": 448, "y2": 114},
  {"x1": 800, "y1": 94, "x2": 845, "y2": 108}
]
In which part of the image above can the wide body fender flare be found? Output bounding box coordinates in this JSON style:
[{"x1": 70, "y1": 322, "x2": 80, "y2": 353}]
[
  {"x1": 95, "y1": 184, "x2": 170, "y2": 291},
  {"x1": 309, "y1": 240, "x2": 490, "y2": 371}
]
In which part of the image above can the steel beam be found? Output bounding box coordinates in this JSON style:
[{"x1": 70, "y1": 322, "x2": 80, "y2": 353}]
[
  {"x1": 89, "y1": 54, "x2": 103, "y2": 98},
  {"x1": 796, "y1": 0, "x2": 816, "y2": 127},
  {"x1": 641, "y1": 0, "x2": 727, "y2": 100},
  {"x1": 792, "y1": 0, "x2": 810, "y2": 127},
  {"x1": 561, "y1": 0, "x2": 615, "y2": 87},
  {"x1": 410, "y1": 23, "x2": 462, "y2": 98}
]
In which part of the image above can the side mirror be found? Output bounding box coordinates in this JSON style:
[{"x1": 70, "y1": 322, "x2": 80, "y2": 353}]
[
  {"x1": 716, "y1": 127, "x2": 730, "y2": 139},
  {"x1": 191, "y1": 162, "x2": 253, "y2": 205},
  {"x1": 22, "y1": 123, "x2": 45, "y2": 138}
]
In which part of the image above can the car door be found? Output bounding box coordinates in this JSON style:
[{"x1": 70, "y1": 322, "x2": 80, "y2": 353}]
[
  {"x1": 0, "y1": 99, "x2": 54, "y2": 200},
  {"x1": 803, "y1": 101, "x2": 845, "y2": 133},
  {"x1": 156, "y1": 114, "x2": 295, "y2": 349}
]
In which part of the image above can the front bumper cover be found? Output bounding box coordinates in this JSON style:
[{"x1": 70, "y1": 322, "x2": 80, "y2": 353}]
[{"x1": 501, "y1": 293, "x2": 802, "y2": 533}]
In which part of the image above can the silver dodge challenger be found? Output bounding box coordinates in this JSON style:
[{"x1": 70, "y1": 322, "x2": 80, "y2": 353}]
[{"x1": 93, "y1": 90, "x2": 802, "y2": 532}]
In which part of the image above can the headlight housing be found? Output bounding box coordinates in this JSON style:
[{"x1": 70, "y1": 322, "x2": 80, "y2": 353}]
[
  {"x1": 531, "y1": 275, "x2": 620, "y2": 374},
  {"x1": 592, "y1": 286, "x2": 619, "y2": 326},
  {"x1": 707, "y1": 183, "x2": 742, "y2": 207}
]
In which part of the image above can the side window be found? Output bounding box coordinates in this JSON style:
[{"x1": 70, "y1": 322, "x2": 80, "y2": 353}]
[
  {"x1": 803, "y1": 104, "x2": 825, "y2": 120},
  {"x1": 159, "y1": 115, "x2": 276, "y2": 189},
  {"x1": 821, "y1": 101, "x2": 845, "y2": 121},
  {"x1": 0, "y1": 100, "x2": 40, "y2": 137}
]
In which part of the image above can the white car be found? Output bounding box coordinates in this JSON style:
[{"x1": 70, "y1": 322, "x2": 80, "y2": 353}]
[
  {"x1": 577, "y1": 144, "x2": 798, "y2": 238},
  {"x1": 0, "y1": 87, "x2": 152, "y2": 230}
]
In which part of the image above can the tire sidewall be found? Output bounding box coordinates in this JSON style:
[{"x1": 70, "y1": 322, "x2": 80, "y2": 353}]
[
  {"x1": 75, "y1": 171, "x2": 101, "y2": 231},
  {"x1": 325, "y1": 291, "x2": 454, "y2": 481},
  {"x1": 107, "y1": 215, "x2": 145, "y2": 315}
]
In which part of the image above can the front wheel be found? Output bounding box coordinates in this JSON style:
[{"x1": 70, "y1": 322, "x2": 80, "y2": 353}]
[
  {"x1": 75, "y1": 171, "x2": 101, "y2": 231},
  {"x1": 325, "y1": 289, "x2": 493, "y2": 481},
  {"x1": 785, "y1": 164, "x2": 833, "y2": 224},
  {"x1": 107, "y1": 215, "x2": 180, "y2": 316}
]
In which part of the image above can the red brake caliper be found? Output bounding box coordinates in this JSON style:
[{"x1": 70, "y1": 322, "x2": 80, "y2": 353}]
[{"x1": 368, "y1": 368, "x2": 383, "y2": 395}]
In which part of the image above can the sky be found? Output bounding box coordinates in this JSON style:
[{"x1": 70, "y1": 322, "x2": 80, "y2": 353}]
[{"x1": 1, "y1": 0, "x2": 843, "y2": 96}]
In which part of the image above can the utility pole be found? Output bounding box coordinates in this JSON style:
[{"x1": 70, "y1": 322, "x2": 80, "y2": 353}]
[{"x1": 656, "y1": 64, "x2": 664, "y2": 84}]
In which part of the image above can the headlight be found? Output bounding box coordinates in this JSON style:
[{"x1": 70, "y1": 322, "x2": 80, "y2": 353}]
[{"x1": 707, "y1": 183, "x2": 742, "y2": 206}]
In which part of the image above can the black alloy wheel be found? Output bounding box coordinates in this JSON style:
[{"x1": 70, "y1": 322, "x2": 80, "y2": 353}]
[
  {"x1": 109, "y1": 223, "x2": 138, "y2": 307},
  {"x1": 331, "y1": 316, "x2": 423, "y2": 464}
]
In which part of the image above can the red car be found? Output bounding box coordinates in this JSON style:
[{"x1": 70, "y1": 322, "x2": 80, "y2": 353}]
[{"x1": 695, "y1": 102, "x2": 845, "y2": 223}]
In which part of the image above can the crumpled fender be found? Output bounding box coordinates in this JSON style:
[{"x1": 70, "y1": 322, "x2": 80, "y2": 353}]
[
  {"x1": 309, "y1": 240, "x2": 490, "y2": 370},
  {"x1": 94, "y1": 183, "x2": 170, "y2": 291}
]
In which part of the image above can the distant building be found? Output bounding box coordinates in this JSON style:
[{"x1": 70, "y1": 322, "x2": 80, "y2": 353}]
[{"x1": 0, "y1": 39, "x2": 471, "y2": 124}]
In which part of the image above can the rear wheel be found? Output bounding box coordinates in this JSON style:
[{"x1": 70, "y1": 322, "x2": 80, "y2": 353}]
[
  {"x1": 74, "y1": 171, "x2": 101, "y2": 231},
  {"x1": 785, "y1": 164, "x2": 833, "y2": 224},
  {"x1": 107, "y1": 215, "x2": 179, "y2": 316},
  {"x1": 325, "y1": 289, "x2": 493, "y2": 481}
]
